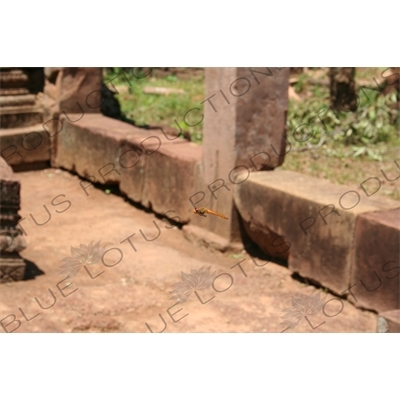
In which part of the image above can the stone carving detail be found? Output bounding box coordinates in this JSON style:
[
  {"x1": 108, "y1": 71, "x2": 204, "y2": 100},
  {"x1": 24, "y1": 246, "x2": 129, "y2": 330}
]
[
  {"x1": 0, "y1": 68, "x2": 44, "y2": 129},
  {"x1": 0, "y1": 157, "x2": 27, "y2": 283}
]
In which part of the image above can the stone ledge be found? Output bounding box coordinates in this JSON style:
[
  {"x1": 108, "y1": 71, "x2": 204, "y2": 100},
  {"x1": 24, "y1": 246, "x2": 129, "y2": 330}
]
[
  {"x1": 120, "y1": 140, "x2": 202, "y2": 222},
  {"x1": 54, "y1": 114, "x2": 188, "y2": 183},
  {"x1": 0, "y1": 124, "x2": 50, "y2": 167},
  {"x1": 233, "y1": 170, "x2": 400, "y2": 299},
  {"x1": 0, "y1": 106, "x2": 43, "y2": 129},
  {"x1": 54, "y1": 113, "x2": 201, "y2": 222},
  {"x1": 54, "y1": 114, "x2": 133, "y2": 183}
]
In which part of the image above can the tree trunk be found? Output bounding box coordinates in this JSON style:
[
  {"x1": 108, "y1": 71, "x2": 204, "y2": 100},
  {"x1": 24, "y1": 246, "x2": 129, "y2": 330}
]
[{"x1": 329, "y1": 67, "x2": 357, "y2": 111}]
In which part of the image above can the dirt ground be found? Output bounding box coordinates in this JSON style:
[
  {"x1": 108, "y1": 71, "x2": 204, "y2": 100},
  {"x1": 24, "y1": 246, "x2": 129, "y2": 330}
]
[{"x1": 0, "y1": 168, "x2": 378, "y2": 333}]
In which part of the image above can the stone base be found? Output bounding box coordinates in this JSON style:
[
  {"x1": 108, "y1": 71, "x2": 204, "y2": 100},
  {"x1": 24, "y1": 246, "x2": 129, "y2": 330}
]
[
  {"x1": 0, "y1": 124, "x2": 50, "y2": 167},
  {"x1": 0, "y1": 253, "x2": 27, "y2": 282},
  {"x1": 0, "y1": 106, "x2": 43, "y2": 129},
  {"x1": 0, "y1": 157, "x2": 28, "y2": 283}
]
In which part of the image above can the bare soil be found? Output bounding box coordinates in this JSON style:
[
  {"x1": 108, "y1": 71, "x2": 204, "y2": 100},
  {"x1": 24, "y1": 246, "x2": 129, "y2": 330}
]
[{"x1": 0, "y1": 168, "x2": 377, "y2": 333}]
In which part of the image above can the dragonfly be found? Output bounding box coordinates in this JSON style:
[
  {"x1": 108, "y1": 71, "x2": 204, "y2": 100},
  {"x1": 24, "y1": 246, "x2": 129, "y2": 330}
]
[{"x1": 193, "y1": 207, "x2": 228, "y2": 219}]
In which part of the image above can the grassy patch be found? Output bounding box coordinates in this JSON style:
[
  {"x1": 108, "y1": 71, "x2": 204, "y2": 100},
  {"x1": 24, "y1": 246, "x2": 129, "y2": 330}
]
[
  {"x1": 287, "y1": 90, "x2": 399, "y2": 159},
  {"x1": 284, "y1": 67, "x2": 399, "y2": 200},
  {"x1": 103, "y1": 68, "x2": 205, "y2": 143}
]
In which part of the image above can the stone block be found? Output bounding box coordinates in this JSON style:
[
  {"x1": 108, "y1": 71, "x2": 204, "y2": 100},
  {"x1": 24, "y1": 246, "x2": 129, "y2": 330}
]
[
  {"x1": 233, "y1": 170, "x2": 400, "y2": 294},
  {"x1": 118, "y1": 127, "x2": 188, "y2": 206},
  {"x1": 351, "y1": 209, "x2": 400, "y2": 312},
  {"x1": 145, "y1": 142, "x2": 202, "y2": 222},
  {"x1": 0, "y1": 124, "x2": 50, "y2": 167},
  {"x1": 118, "y1": 136, "x2": 149, "y2": 203},
  {"x1": 54, "y1": 114, "x2": 134, "y2": 183},
  {"x1": 54, "y1": 113, "x2": 188, "y2": 192},
  {"x1": 0, "y1": 106, "x2": 43, "y2": 129}
]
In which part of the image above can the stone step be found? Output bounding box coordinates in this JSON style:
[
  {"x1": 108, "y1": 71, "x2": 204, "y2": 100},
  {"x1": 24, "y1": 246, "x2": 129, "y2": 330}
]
[
  {"x1": 0, "y1": 105, "x2": 43, "y2": 129},
  {"x1": 0, "y1": 88, "x2": 30, "y2": 96},
  {"x1": 0, "y1": 94, "x2": 36, "y2": 107},
  {"x1": 0, "y1": 69, "x2": 29, "y2": 88},
  {"x1": 0, "y1": 124, "x2": 50, "y2": 166}
]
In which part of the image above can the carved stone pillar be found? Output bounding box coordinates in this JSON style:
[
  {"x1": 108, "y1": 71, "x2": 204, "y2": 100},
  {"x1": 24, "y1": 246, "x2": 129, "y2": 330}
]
[{"x1": 0, "y1": 156, "x2": 27, "y2": 282}]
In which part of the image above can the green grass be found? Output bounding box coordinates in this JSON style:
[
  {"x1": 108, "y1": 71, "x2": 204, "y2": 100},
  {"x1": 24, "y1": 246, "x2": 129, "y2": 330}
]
[
  {"x1": 355, "y1": 67, "x2": 388, "y2": 81},
  {"x1": 103, "y1": 68, "x2": 205, "y2": 143},
  {"x1": 284, "y1": 68, "x2": 399, "y2": 200},
  {"x1": 287, "y1": 89, "x2": 399, "y2": 160}
]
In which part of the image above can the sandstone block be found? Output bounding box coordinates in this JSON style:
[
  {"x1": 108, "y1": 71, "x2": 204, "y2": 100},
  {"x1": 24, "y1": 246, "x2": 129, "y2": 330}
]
[
  {"x1": 145, "y1": 142, "x2": 201, "y2": 222},
  {"x1": 351, "y1": 209, "x2": 400, "y2": 312},
  {"x1": 233, "y1": 170, "x2": 400, "y2": 294},
  {"x1": 0, "y1": 124, "x2": 50, "y2": 167}
]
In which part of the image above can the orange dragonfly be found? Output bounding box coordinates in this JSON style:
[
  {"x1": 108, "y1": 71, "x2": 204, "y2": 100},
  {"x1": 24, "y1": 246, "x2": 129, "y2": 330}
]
[{"x1": 193, "y1": 207, "x2": 228, "y2": 219}]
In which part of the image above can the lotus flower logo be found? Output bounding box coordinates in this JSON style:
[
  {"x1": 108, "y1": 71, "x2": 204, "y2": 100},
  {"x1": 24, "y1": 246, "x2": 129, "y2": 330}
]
[
  {"x1": 170, "y1": 266, "x2": 217, "y2": 303},
  {"x1": 59, "y1": 240, "x2": 106, "y2": 278},
  {"x1": 280, "y1": 291, "x2": 327, "y2": 332}
]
